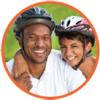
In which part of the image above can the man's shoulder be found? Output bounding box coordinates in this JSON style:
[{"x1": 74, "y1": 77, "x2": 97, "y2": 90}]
[
  {"x1": 51, "y1": 49, "x2": 61, "y2": 54},
  {"x1": 47, "y1": 49, "x2": 71, "y2": 70},
  {"x1": 49, "y1": 49, "x2": 61, "y2": 58},
  {"x1": 48, "y1": 49, "x2": 65, "y2": 64},
  {"x1": 6, "y1": 59, "x2": 14, "y2": 74}
]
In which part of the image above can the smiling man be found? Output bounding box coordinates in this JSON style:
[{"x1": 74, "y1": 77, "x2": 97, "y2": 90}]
[{"x1": 6, "y1": 7, "x2": 86, "y2": 96}]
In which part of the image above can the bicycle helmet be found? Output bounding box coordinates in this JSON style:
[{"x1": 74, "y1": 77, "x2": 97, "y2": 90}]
[
  {"x1": 14, "y1": 7, "x2": 55, "y2": 39},
  {"x1": 55, "y1": 16, "x2": 95, "y2": 46}
]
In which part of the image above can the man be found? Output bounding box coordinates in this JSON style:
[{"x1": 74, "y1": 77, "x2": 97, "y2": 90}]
[{"x1": 7, "y1": 7, "x2": 86, "y2": 96}]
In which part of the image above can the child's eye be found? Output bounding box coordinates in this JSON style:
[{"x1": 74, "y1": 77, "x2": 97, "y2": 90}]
[
  {"x1": 61, "y1": 46, "x2": 66, "y2": 49},
  {"x1": 72, "y1": 45, "x2": 79, "y2": 48}
]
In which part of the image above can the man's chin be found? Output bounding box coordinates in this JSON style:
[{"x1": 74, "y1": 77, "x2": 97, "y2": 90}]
[{"x1": 31, "y1": 58, "x2": 47, "y2": 64}]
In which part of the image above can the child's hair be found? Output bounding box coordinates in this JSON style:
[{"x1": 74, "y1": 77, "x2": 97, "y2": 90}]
[{"x1": 58, "y1": 31, "x2": 93, "y2": 55}]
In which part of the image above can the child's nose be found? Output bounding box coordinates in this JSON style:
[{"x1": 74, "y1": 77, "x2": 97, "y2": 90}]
[{"x1": 65, "y1": 48, "x2": 73, "y2": 56}]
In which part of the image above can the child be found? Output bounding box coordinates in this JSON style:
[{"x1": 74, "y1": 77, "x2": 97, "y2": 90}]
[{"x1": 55, "y1": 16, "x2": 96, "y2": 78}]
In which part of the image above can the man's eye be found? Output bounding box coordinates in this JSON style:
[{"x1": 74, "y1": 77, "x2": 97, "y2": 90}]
[
  {"x1": 29, "y1": 36, "x2": 36, "y2": 41},
  {"x1": 44, "y1": 36, "x2": 51, "y2": 40}
]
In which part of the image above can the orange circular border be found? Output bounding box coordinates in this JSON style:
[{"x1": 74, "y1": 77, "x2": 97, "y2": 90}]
[{"x1": 1, "y1": 1, "x2": 100, "y2": 99}]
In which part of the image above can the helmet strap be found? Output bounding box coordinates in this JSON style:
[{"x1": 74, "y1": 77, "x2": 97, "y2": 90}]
[
  {"x1": 20, "y1": 33, "x2": 29, "y2": 61},
  {"x1": 72, "y1": 58, "x2": 84, "y2": 70}
]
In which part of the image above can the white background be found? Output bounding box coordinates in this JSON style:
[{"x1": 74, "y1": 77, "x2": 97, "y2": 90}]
[{"x1": 0, "y1": 0, "x2": 100, "y2": 100}]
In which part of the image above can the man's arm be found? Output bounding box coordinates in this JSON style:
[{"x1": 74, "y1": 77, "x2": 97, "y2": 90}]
[
  {"x1": 6, "y1": 50, "x2": 32, "y2": 91},
  {"x1": 79, "y1": 56, "x2": 96, "y2": 79},
  {"x1": 12, "y1": 49, "x2": 29, "y2": 78}
]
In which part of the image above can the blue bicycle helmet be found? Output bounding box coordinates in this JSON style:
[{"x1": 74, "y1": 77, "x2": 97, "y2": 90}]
[{"x1": 14, "y1": 7, "x2": 55, "y2": 39}]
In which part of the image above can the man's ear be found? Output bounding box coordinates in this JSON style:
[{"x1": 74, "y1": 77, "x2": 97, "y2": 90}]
[{"x1": 85, "y1": 42, "x2": 92, "y2": 53}]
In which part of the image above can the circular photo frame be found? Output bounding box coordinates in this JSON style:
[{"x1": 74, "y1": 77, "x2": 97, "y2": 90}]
[{"x1": 1, "y1": 1, "x2": 99, "y2": 99}]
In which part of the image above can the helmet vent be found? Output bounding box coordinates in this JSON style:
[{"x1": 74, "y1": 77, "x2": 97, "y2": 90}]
[
  {"x1": 61, "y1": 20, "x2": 64, "y2": 25},
  {"x1": 67, "y1": 20, "x2": 70, "y2": 26},
  {"x1": 76, "y1": 20, "x2": 81, "y2": 24}
]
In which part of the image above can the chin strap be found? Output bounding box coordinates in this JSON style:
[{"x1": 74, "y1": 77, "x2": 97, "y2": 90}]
[{"x1": 72, "y1": 58, "x2": 84, "y2": 70}]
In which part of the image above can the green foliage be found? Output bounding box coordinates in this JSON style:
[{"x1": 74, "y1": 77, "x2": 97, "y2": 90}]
[
  {"x1": 92, "y1": 44, "x2": 97, "y2": 56},
  {"x1": 4, "y1": 26, "x2": 20, "y2": 61},
  {"x1": 40, "y1": 3, "x2": 80, "y2": 23}
]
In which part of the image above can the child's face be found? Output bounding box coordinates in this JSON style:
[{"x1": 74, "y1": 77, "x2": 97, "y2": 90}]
[{"x1": 60, "y1": 37, "x2": 84, "y2": 67}]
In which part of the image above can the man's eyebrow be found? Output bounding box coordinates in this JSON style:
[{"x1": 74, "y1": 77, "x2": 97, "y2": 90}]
[{"x1": 28, "y1": 33, "x2": 36, "y2": 35}]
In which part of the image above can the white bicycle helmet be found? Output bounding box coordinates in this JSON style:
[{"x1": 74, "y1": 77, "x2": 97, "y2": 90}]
[
  {"x1": 55, "y1": 16, "x2": 95, "y2": 46},
  {"x1": 60, "y1": 16, "x2": 83, "y2": 28}
]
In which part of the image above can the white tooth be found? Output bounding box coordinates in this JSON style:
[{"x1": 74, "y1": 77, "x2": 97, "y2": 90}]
[
  {"x1": 34, "y1": 50, "x2": 44, "y2": 53},
  {"x1": 67, "y1": 56, "x2": 75, "y2": 60}
]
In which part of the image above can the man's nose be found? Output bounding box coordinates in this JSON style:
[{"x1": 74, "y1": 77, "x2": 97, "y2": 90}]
[{"x1": 35, "y1": 38, "x2": 45, "y2": 47}]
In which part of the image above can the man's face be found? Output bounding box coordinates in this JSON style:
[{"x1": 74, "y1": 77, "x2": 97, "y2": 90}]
[
  {"x1": 60, "y1": 37, "x2": 84, "y2": 67},
  {"x1": 22, "y1": 24, "x2": 52, "y2": 64}
]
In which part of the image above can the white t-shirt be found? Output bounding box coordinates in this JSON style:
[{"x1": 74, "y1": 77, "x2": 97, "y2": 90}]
[{"x1": 6, "y1": 49, "x2": 86, "y2": 97}]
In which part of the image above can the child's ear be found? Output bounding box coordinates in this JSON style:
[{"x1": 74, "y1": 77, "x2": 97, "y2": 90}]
[{"x1": 85, "y1": 42, "x2": 92, "y2": 53}]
